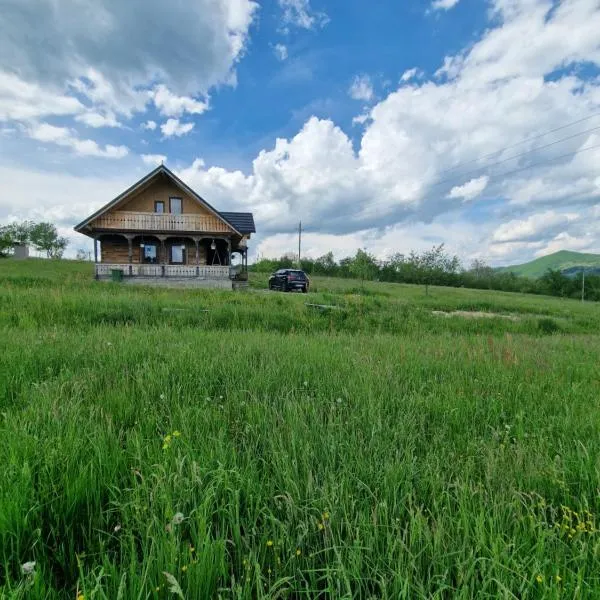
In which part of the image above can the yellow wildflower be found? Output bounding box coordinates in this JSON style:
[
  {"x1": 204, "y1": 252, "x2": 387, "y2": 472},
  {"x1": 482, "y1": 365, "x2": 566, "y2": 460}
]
[
  {"x1": 164, "y1": 435, "x2": 172, "y2": 444},
  {"x1": 266, "y1": 540, "x2": 273, "y2": 547},
  {"x1": 322, "y1": 511, "x2": 330, "y2": 520},
  {"x1": 555, "y1": 575, "x2": 562, "y2": 583},
  {"x1": 318, "y1": 522, "x2": 324, "y2": 531},
  {"x1": 173, "y1": 430, "x2": 181, "y2": 438},
  {"x1": 296, "y1": 548, "x2": 301, "y2": 556},
  {"x1": 536, "y1": 574, "x2": 543, "y2": 584},
  {"x1": 181, "y1": 565, "x2": 188, "y2": 573},
  {"x1": 77, "y1": 594, "x2": 85, "y2": 600}
]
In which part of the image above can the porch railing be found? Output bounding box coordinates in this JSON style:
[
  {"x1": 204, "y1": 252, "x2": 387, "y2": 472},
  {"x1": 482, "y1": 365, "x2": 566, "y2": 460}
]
[
  {"x1": 96, "y1": 264, "x2": 231, "y2": 279},
  {"x1": 92, "y1": 211, "x2": 231, "y2": 233}
]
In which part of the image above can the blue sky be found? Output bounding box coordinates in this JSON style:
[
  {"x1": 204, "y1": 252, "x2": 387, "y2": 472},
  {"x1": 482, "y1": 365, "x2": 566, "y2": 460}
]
[{"x1": 2, "y1": 0, "x2": 600, "y2": 264}]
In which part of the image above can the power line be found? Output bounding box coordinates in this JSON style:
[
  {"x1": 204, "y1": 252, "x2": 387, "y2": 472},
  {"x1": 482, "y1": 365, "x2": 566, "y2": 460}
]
[
  {"x1": 430, "y1": 123, "x2": 600, "y2": 190},
  {"x1": 435, "y1": 111, "x2": 600, "y2": 178},
  {"x1": 360, "y1": 136, "x2": 600, "y2": 217}
]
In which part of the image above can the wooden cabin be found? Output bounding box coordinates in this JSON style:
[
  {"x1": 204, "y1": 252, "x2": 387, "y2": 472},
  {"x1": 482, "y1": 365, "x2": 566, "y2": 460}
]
[{"x1": 74, "y1": 165, "x2": 255, "y2": 288}]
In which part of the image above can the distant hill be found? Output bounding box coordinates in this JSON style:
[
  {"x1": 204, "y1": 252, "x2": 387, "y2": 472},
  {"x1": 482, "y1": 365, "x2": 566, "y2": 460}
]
[{"x1": 498, "y1": 250, "x2": 600, "y2": 278}]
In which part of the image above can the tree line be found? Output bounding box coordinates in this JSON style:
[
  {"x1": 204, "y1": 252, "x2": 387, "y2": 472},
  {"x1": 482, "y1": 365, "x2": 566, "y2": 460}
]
[
  {"x1": 0, "y1": 221, "x2": 68, "y2": 258},
  {"x1": 252, "y1": 245, "x2": 600, "y2": 301}
]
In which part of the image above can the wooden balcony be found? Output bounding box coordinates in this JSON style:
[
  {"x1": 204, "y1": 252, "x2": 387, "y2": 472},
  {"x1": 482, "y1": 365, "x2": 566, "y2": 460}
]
[{"x1": 92, "y1": 211, "x2": 232, "y2": 233}]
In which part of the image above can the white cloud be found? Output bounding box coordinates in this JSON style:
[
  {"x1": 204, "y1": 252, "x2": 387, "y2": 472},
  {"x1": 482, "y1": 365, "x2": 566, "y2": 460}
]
[
  {"x1": 400, "y1": 68, "x2": 421, "y2": 82},
  {"x1": 447, "y1": 176, "x2": 489, "y2": 202},
  {"x1": 160, "y1": 119, "x2": 195, "y2": 138},
  {"x1": 141, "y1": 154, "x2": 167, "y2": 167},
  {"x1": 75, "y1": 111, "x2": 121, "y2": 128},
  {"x1": 28, "y1": 122, "x2": 128, "y2": 158},
  {"x1": 431, "y1": 0, "x2": 460, "y2": 11},
  {"x1": 273, "y1": 44, "x2": 289, "y2": 61},
  {"x1": 492, "y1": 211, "x2": 580, "y2": 243},
  {"x1": 278, "y1": 0, "x2": 329, "y2": 30},
  {"x1": 0, "y1": 71, "x2": 84, "y2": 122},
  {"x1": 349, "y1": 75, "x2": 374, "y2": 102},
  {"x1": 151, "y1": 85, "x2": 209, "y2": 118},
  {"x1": 142, "y1": 120, "x2": 157, "y2": 131}
]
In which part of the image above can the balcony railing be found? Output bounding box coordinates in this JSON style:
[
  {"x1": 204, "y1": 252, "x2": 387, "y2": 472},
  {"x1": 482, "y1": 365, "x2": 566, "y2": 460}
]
[
  {"x1": 92, "y1": 211, "x2": 231, "y2": 233},
  {"x1": 95, "y1": 264, "x2": 231, "y2": 279}
]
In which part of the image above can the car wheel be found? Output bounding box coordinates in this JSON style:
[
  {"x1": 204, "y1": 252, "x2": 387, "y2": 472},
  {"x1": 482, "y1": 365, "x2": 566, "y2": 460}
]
[{"x1": 302, "y1": 286, "x2": 308, "y2": 293}]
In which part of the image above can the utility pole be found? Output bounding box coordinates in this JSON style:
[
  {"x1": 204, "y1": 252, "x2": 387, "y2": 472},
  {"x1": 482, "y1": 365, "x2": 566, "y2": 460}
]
[
  {"x1": 298, "y1": 221, "x2": 302, "y2": 267},
  {"x1": 582, "y1": 268, "x2": 585, "y2": 302}
]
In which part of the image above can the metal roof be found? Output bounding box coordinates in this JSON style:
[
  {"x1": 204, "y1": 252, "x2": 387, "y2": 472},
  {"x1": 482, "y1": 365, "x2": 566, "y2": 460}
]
[{"x1": 219, "y1": 212, "x2": 256, "y2": 234}]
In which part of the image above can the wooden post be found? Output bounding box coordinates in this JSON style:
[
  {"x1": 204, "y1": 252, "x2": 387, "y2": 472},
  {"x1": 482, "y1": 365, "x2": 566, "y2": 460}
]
[
  {"x1": 93, "y1": 237, "x2": 99, "y2": 279},
  {"x1": 194, "y1": 238, "x2": 200, "y2": 276},
  {"x1": 126, "y1": 235, "x2": 133, "y2": 276}
]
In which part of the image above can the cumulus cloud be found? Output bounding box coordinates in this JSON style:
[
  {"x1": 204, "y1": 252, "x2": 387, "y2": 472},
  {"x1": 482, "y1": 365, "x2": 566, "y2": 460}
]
[
  {"x1": 1, "y1": 0, "x2": 258, "y2": 101},
  {"x1": 28, "y1": 123, "x2": 128, "y2": 158},
  {"x1": 142, "y1": 120, "x2": 157, "y2": 131},
  {"x1": 278, "y1": 0, "x2": 329, "y2": 30},
  {"x1": 349, "y1": 75, "x2": 374, "y2": 101},
  {"x1": 447, "y1": 176, "x2": 489, "y2": 202},
  {"x1": 160, "y1": 119, "x2": 194, "y2": 138},
  {"x1": 492, "y1": 211, "x2": 580, "y2": 243},
  {"x1": 141, "y1": 154, "x2": 167, "y2": 166},
  {"x1": 0, "y1": 71, "x2": 84, "y2": 121},
  {"x1": 75, "y1": 111, "x2": 121, "y2": 128},
  {"x1": 431, "y1": 0, "x2": 460, "y2": 11},
  {"x1": 273, "y1": 43, "x2": 289, "y2": 61},
  {"x1": 151, "y1": 85, "x2": 209, "y2": 118},
  {"x1": 400, "y1": 68, "x2": 422, "y2": 82}
]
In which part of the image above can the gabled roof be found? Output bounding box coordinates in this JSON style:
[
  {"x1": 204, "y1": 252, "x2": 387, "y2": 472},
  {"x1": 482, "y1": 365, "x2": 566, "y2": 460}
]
[
  {"x1": 73, "y1": 164, "x2": 245, "y2": 236},
  {"x1": 219, "y1": 212, "x2": 256, "y2": 234}
]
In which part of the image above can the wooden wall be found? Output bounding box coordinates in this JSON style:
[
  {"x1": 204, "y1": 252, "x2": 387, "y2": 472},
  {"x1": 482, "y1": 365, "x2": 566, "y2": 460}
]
[
  {"x1": 100, "y1": 237, "x2": 209, "y2": 265},
  {"x1": 119, "y1": 179, "x2": 211, "y2": 215}
]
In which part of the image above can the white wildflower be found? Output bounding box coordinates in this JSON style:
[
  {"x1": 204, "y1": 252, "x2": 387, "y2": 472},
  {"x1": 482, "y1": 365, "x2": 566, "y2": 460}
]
[
  {"x1": 114, "y1": 524, "x2": 122, "y2": 533},
  {"x1": 21, "y1": 561, "x2": 36, "y2": 575},
  {"x1": 160, "y1": 393, "x2": 166, "y2": 400},
  {"x1": 171, "y1": 512, "x2": 184, "y2": 526}
]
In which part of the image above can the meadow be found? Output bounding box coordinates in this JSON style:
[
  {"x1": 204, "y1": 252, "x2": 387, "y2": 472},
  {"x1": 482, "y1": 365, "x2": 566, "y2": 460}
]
[{"x1": 1, "y1": 259, "x2": 599, "y2": 599}]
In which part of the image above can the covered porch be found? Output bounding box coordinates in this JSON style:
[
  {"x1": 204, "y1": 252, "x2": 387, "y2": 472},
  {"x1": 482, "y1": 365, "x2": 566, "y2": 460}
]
[{"x1": 93, "y1": 233, "x2": 249, "y2": 283}]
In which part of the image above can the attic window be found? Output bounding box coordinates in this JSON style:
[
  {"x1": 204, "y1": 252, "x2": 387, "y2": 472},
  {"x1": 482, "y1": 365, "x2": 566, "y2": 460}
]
[
  {"x1": 170, "y1": 197, "x2": 182, "y2": 214},
  {"x1": 155, "y1": 201, "x2": 165, "y2": 213}
]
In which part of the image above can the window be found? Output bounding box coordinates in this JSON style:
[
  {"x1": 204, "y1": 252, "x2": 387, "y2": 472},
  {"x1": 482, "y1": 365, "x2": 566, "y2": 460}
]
[
  {"x1": 141, "y1": 243, "x2": 158, "y2": 264},
  {"x1": 170, "y1": 197, "x2": 182, "y2": 214},
  {"x1": 171, "y1": 245, "x2": 185, "y2": 264},
  {"x1": 155, "y1": 201, "x2": 165, "y2": 213}
]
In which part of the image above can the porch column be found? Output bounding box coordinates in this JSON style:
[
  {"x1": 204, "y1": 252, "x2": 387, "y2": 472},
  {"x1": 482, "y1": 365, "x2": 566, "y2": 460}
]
[
  {"x1": 93, "y1": 236, "x2": 98, "y2": 280},
  {"x1": 226, "y1": 239, "x2": 231, "y2": 267},
  {"x1": 157, "y1": 235, "x2": 167, "y2": 277},
  {"x1": 194, "y1": 237, "x2": 200, "y2": 276},
  {"x1": 125, "y1": 234, "x2": 134, "y2": 276}
]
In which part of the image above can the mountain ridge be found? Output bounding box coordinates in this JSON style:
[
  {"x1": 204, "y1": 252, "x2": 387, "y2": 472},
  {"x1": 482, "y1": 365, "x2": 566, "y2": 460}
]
[{"x1": 498, "y1": 250, "x2": 600, "y2": 278}]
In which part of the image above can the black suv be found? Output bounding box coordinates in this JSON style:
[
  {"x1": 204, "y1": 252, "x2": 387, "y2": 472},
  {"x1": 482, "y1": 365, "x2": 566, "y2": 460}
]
[{"x1": 268, "y1": 269, "x2": 309, "y2": 293}]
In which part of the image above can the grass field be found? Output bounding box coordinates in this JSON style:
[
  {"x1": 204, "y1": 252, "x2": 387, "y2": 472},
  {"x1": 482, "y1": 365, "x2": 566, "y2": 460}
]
[{"x1": 1, "y1": 259, "x2": 600, "y2": 599}]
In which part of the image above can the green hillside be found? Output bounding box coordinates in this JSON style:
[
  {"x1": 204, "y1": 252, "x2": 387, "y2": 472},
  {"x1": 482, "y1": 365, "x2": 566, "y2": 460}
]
[{"x1": 498, "y1": 250, "x2": 600, "y2": 278}]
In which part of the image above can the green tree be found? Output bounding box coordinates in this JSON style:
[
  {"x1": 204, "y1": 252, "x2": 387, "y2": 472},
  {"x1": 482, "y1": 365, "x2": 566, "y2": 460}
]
[
  {"x1": 30, "y1": 222, "x2": 69, "y2": 258},
  {"x1": 350, "y1": 248, "x2": 378, "y2": 288},
  {"x1": 5, "y1": 220, "x2": 34, "y2": 246},
  {"x1": 0, "y1": 226, "x2": 12, "y2": 257}
]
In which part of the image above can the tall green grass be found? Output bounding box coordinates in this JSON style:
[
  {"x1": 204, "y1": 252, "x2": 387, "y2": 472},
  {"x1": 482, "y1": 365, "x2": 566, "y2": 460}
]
[{"x1": 1, "y1": 259, "x2": 600, "y2": 598}]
